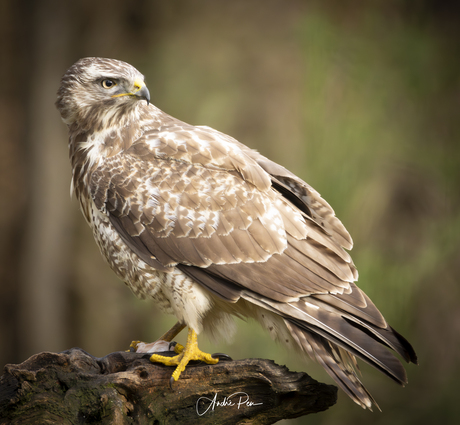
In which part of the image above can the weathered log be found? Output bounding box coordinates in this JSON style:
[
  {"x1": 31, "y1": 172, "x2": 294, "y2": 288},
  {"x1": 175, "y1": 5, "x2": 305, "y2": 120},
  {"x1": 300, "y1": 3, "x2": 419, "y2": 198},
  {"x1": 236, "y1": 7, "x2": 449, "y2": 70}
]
[{"x1": 0, "y1": 348, "x2": 337, "y2": 424}]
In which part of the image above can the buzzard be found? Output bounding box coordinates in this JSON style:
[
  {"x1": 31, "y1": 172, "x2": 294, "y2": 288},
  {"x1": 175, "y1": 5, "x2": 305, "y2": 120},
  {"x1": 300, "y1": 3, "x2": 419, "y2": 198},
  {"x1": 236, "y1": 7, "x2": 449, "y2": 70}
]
[{"x1": 56, "y1": 57, "x2": 417, "y2": 409}]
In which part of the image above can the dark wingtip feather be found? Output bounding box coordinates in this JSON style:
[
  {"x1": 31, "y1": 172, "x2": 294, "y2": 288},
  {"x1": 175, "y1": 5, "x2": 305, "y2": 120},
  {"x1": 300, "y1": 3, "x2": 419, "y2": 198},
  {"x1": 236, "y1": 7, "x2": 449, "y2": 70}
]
[{"x1": 389, "y1": 326, "x2": 418, "y2": 365}]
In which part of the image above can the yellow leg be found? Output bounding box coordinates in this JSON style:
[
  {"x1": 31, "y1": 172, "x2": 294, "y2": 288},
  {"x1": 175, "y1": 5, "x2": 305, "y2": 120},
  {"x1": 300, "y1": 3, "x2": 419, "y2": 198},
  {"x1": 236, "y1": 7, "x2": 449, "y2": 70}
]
[{"x1": 150, "y1": 327, "x2": 218, "y2": 382}]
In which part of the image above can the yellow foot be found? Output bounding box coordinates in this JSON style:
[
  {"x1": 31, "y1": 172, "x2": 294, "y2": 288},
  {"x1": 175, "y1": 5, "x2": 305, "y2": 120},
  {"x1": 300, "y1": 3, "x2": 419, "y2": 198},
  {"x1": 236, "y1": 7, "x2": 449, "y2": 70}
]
[
  {"x1": 149, "y1": 328, "x2": 218, "y2": 382},
  {"x1": 171, "y1": 342, "x2": 184, "y2": 354}
]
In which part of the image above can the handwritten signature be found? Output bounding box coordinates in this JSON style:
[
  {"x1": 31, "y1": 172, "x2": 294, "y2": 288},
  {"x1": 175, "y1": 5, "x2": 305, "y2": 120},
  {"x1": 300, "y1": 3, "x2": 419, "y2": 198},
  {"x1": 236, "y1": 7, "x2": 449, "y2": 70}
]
[{"x1": 196, "y1": 392, "x2": 263, "y2": 416}]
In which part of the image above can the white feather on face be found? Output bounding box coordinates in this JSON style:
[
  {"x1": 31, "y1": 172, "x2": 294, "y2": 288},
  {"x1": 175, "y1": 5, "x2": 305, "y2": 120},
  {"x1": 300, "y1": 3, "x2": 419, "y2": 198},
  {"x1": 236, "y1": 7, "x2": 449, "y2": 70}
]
[{"x1": 56, "y1": 57, "x2": 417, "y2": 410}]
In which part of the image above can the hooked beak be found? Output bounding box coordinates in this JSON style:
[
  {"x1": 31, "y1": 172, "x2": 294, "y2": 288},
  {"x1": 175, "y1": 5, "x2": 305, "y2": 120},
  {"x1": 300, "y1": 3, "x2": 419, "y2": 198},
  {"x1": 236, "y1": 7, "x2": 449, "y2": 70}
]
[
  {"x1": 112, "y1": 78, "x2": 150, "y2": 105},
  {"x1": 132, "y1": 79, "x2": 150, "y2": 105}
]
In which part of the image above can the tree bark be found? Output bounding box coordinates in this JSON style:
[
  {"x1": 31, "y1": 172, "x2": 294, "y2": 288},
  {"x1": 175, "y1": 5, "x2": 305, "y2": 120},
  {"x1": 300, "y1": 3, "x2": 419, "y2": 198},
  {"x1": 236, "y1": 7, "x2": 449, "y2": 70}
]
[{"x1": 0, "y1": 348, "x2": 337, "y2": 424}]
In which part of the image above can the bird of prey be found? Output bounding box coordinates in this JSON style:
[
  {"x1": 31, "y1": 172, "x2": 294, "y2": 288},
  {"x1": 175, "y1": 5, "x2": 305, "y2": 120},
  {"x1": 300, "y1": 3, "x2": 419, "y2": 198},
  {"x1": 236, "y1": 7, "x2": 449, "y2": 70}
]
[{"x1": 56, "y1": 57, "x2": 417, "y2": 409}]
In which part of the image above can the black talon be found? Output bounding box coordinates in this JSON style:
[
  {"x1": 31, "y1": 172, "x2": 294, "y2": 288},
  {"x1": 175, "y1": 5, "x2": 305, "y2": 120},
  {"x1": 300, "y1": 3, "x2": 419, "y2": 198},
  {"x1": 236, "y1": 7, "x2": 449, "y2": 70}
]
[
  {"x1": 211, "y1": 353, "x2": 233, "y2": 361},
  {"x1": 169, "y1": 376, "x2": 175, "y2": 390},
  {"x1": 168, "y1": 341, "x2": 177, "y2": 351}
]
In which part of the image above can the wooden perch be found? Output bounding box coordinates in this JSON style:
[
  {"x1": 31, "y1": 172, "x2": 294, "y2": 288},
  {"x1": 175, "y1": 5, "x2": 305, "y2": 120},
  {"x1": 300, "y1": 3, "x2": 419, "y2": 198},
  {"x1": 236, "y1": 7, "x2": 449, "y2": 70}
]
[{"x1": 0, "y1": 348, "x2": 336, "y2": 424}]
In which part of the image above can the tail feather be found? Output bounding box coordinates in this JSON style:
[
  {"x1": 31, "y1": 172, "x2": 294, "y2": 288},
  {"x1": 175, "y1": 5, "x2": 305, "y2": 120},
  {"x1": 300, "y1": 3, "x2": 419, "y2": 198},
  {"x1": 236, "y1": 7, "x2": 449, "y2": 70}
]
[
  {"x1": 285, "y1": 320, "x2": 378, "y2": 410},
  {"x1": 241, "y1": 290, "x2": 416, "y2": 410},
  {"x1": 286, "y1": 311, "x2": 409, "y2": 385},
  {"x1": 312, "y1": 286, "x2": 418, "y2": 365},
  {"x1": 310, "y1": 297, "x2": 417, "y2": 366}
]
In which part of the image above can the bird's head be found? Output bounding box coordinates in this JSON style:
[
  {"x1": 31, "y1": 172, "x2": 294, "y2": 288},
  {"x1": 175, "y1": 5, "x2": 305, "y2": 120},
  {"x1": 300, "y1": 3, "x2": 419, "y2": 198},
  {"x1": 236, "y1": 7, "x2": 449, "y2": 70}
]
[{"x1": 56, "y1": 57, "x2": 150, "y2": 130}]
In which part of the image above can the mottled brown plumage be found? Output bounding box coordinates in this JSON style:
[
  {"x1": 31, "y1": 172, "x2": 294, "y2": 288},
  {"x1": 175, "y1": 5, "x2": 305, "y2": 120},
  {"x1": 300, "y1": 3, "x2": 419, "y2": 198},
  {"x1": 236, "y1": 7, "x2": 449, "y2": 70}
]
[{"x1": 56, "y1": 57, "x2": 417, "y2": 409}]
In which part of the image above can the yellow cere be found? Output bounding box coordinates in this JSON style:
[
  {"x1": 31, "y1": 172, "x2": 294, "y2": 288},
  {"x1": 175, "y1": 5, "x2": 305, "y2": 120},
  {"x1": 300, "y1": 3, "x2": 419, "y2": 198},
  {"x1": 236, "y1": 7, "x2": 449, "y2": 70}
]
[{"x1": 111, "y1": 79, "x2": 145, "y2": 98}]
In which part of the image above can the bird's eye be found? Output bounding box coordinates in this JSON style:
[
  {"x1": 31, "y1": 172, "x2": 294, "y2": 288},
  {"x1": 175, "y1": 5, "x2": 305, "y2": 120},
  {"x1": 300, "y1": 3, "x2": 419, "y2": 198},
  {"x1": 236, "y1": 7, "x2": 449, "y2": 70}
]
[{"x1": 101, "y1": 79, "x2": 117, "y2": 89}]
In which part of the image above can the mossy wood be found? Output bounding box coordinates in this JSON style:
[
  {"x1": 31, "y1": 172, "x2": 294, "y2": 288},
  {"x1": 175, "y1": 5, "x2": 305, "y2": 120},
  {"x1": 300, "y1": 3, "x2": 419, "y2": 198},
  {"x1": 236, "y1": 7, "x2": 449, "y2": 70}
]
[{"x1": 0, "y1": 348, "x2": 336, "y2": 424}]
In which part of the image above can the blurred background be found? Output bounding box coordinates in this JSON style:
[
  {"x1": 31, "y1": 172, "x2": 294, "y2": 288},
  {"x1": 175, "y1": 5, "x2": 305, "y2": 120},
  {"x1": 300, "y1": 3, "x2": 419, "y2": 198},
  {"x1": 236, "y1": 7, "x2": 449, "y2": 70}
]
[{"x1": 1, "y1": 0, "x2": 459, "y2": 423}]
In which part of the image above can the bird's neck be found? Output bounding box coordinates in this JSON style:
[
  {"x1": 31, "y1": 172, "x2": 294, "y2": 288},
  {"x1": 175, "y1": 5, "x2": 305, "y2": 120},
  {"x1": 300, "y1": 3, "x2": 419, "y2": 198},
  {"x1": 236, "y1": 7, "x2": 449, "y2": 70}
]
[{"x1": 67, "y1": 103, "x2": 167, "y2": 207}]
